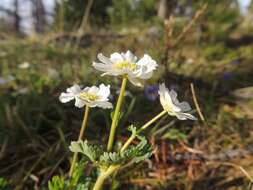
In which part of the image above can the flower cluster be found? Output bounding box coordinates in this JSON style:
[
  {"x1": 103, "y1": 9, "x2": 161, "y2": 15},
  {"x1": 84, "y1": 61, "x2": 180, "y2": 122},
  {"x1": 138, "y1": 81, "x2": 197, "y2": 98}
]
[{"x1": 59, "y1": 50, "x2": 196, "y2": 120}]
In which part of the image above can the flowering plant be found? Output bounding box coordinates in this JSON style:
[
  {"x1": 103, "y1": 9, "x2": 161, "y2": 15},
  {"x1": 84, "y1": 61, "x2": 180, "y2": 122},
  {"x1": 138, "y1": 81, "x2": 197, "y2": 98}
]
[{"x1": 50, "y1": 50, "x2": 196, "y2": 190}]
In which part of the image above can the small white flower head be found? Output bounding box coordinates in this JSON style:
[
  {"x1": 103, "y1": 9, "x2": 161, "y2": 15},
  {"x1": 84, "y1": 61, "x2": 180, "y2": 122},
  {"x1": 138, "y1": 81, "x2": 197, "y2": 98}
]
[
  {"x1": 93, "y1": 50, "x2": 158, "y2": 87},
  {"x1": 18, "y1": 62, "x2": 30, "y2": 69},
  {"x1": 158, "y1": 83, "x2": 197, "y2": 120},
  {"x1": 59, "y1": 84, "x2": 113, "y2": 109}
]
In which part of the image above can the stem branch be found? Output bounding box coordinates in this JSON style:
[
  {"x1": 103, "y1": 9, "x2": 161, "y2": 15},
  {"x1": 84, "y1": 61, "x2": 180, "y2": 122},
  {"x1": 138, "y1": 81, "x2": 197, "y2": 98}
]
[{"x1": 121, "y1": 110, "x2": 167, "y2": 152}]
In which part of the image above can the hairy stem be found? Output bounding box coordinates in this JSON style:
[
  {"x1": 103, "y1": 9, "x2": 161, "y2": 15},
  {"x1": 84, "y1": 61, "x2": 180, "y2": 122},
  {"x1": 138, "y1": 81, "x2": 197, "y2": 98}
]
[
  {"x1": 92, "y1": 165, "x2": 119, "y2": 190},
  {"x1": 107, "y1": 77, "x2": 127, "y2": 151},
  {"x1": 69, "y1": 105, "x2": 90, "y2": 177}
]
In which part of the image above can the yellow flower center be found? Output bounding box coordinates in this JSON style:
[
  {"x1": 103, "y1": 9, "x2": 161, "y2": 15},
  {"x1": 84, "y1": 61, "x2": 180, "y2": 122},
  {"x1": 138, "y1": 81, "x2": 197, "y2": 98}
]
[
  {"x1": 79, "y1": 92, "x2": 99, "y2": 101},
  {"x1": 115, "y1": 61, "x2": 137, "y2": 70}
]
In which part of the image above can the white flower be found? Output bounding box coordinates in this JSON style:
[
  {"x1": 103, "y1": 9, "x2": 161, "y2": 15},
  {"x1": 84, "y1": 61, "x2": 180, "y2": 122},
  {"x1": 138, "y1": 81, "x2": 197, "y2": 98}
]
[
  {"x1": 92, "y1": 50, "x2": 157, "y2": 87},
  {"x1": 18, "y1": 62, "x2": 30, "y2": 69},
  {"x1": 59, "y1": 84, "x2": 113, "y2": 109},
  {"x1": 158, "y1": 83, "x2": 197, "y2": 120}
]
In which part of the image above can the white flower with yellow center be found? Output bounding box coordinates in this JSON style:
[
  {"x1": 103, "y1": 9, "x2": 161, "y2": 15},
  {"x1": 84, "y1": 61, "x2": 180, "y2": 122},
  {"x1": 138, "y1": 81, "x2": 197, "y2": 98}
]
[
  {"x1": 59, "y1": 84, "x2": 113, "y2": 109},
  {"x1": 92, "y1": 50, "x2": 157, "y2": 86},
  {"x1": 158, "y1": 83, "x2": 197, "y2": 120}
]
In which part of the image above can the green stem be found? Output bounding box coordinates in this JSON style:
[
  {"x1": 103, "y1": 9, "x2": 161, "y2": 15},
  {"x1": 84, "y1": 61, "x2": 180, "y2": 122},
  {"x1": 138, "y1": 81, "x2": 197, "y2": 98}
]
[
  {"x1": 107, "y1": 77, "x2": 128, "y2": 151},
  {"x1": 120, "y1": 134, "x2": 135, "y2": 153},
  {"x1": 69, "y1": 105, "x2": 90, "y2": 177},
  {"x1": 92, "y1": 165, "x2": 119, "y2": 190},
  {"x1": 120, "y1": 110, "x2": 167, "y2": 152},
  {"x1": 138, "y1": 110, "x2": 167, "y2": 132}
]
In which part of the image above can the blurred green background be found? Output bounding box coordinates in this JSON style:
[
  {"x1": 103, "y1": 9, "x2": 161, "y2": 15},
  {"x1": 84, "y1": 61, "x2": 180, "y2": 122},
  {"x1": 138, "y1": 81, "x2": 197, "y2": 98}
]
[{"x1": 1, "y1": 0, "x2": 253, "y2": 189}]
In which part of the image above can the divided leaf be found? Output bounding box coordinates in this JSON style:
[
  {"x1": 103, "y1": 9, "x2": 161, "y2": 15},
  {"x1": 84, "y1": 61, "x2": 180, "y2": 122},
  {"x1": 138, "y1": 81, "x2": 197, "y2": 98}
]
[
  {"x1": 69, "y1": 136, "x2": 153, "y2": 168},
  {"x1": 69, "y1": 140, "x2": 103, "y2": 163},
  {"x1": 121, "y1": 136, "x2": 153, "y2": 164},
  {"x1": 99, "y1": 136, "x2": 152, "y2": 166}
]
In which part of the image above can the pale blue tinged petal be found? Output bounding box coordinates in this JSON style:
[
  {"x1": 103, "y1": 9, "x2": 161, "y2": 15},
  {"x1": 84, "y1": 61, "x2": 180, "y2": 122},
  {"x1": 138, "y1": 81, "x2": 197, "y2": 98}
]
[
  {"x1": 179, "y1": 112, "x2": 197, "y2": 120},
  {"x1": 175, "y1": 113, "x2": 188, "y2": 120},
  {"x1": 169, "y1": 89, "x2": 179, "y2": 104},
  {"x1": 177, "y1": 101, "x2": 191, "y2": 112}
]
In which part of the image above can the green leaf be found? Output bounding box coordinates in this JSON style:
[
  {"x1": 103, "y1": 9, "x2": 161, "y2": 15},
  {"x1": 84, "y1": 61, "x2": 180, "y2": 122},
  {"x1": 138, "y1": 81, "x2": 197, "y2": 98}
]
[
  {"x1": 122, "y1": 136, "x2": 153, "y2": 163},
  {"x1": 99, "y1": 152, "x2": 124, "y2": 166},
  {"x1": 48, "y1": 176, "x2": 65, "y2": 190},
  {"x1": 69, "y1": 140, "x2": 103, "y2": 163}
]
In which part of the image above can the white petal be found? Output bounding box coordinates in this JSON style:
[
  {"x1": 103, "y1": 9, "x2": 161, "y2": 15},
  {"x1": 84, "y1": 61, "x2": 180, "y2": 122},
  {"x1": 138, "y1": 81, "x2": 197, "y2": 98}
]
[
  {"x1": 158, "y1": 83, "x2": 167, "y2": 95},
  {"x1": 88, "y1": 86, "x2": 99, "y2": 94},
  {"x1": 136, "y1": 54, "x2": 157, "y2": 72},
  {"x1": 97, "y1": 84, "x2": 110, "y2": 100},
  {"x1": 81, "y1": 87, "x2": 90, "y2": 93},
  {"x1": 159, "y1": 95, "x2": 167, "y2": 111},
  {"x1": 165, "y1": 93, "x2": 181, "y2": 112},
  {"x1": 101, "y1": 71, "x2": 122, "y2": 76},
  {"x1": 97, "y1": 53, "x2": 113, "y2": 64},
  {"x1": 136, "y1": 68, "x2": 153, "y2": 79},
  {"x1": 74, "y1": 98, "x2": 86, "y2": 108},
  {"x1": 159, "y1": 84, "x2": 180, "y2": 112},
  {"x1": 128, "y1": 75, "x2": 143, "y2": 87},
  {"x1": 133, "y1": 54, "x2": 157, "y2": 79},
  {"x1": 110, "y1": 52, "x2": 124, "y2": 63},
  {"x1": 59, "y1": 92, "x2": 74, "y2": 103},
  {"x1": 66, "y1": 84, "x2": 82, "y2": 95},
  {"x1": 93, "y1": 62, "x2": 113, "y2": 72},
  {"x1": 123, "y1": 50, "x2": 137, "y2": 63},
  {"x1": 96, "y1": 101, "x2": 113, "y2": 109}
]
